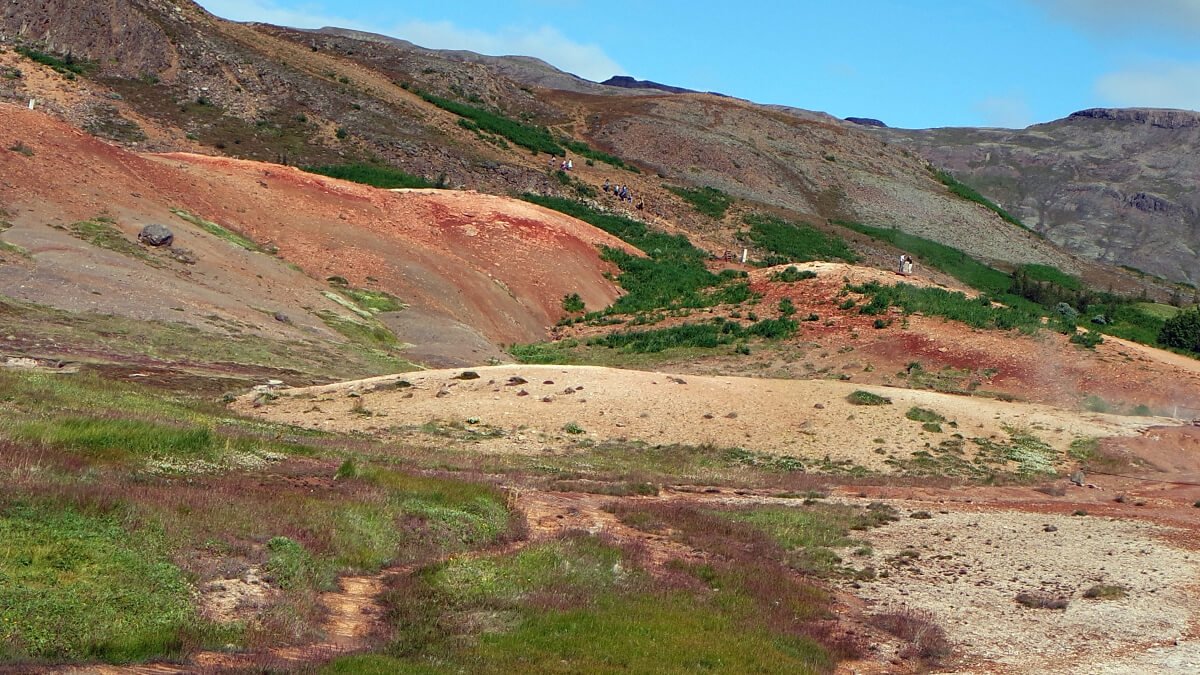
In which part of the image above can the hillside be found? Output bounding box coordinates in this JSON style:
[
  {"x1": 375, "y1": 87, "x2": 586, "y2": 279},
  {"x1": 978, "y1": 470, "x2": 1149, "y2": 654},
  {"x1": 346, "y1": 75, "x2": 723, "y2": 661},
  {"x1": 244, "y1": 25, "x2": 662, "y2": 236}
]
[
  {"x1": 0, "y1": 104, "x2": 629, "y2": 375},
  {"x1": 882, "y1": 108, "x2": 1200, "y2": 287},
  {"x1": 5, "y1": 2, "x2": 1200, "y2": 673},
  {"x1": 0, "y1": 0, "x2": 1143, "y2": 295}
]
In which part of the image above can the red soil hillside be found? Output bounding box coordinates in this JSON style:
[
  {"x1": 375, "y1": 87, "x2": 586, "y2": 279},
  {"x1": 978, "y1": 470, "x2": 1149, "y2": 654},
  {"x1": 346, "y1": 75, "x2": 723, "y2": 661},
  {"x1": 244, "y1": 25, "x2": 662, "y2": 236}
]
[{"x1": 0, "y1": 104, "x2": 632, "y2": 352}]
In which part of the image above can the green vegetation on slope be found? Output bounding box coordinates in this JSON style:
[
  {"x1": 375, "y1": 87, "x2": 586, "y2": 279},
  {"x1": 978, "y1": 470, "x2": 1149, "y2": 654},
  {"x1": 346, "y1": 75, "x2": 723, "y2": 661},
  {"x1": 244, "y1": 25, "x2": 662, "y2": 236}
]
[
  {"x1": 420, "y1": 92, "x2": 562, "y2": 155},
  {"x1": 522, "y1": 195, "x2": 750, "y2": 313},
  {"x1": 837, "y1": 221, "x2": 1010, "y2": 294},
  {"x1": 668, "y1": 185, "x2": 734, "y2": 219},
  {"x1": 562, "y1": 139, "x2": 639, "y2": 173},
  {"x1": 589, "y1": 317, "x2": 797, "y2": 353},
  {"x1": 933, "y1": 168, "x2": 1028, "y2": 230},
  {"x1": 171, "y1": 209, "x2": 266, "y2": 253},
  {"x1": 850, "y1": 281, "x2": 1042, "y2": 331},
  {"x1": 744, "y1": 213, "x2": 858, "y2": 265},
  {"x1": 303, "y1": 163, "x2": 437, "y2": 189}
]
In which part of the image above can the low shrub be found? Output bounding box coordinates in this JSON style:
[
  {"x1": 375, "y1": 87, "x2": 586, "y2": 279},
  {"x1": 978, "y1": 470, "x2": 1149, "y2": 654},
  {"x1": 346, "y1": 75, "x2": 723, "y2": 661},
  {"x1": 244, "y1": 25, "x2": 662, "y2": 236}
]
[
  {"x1": 771, "y1": 266, "x2": 818, "y2": 282},
  {"x1": 668, "y1": 185, "x2": 734, "y2": 219},
  {"x1": 744, "y1": 213, "x2": 858, "y2": 264},
  {"x1": 847, "y1": 390, "x2": 891, "y2": 406},
  {"x1": 303, "y1": 163, "x2": 434, "y2": 189}
]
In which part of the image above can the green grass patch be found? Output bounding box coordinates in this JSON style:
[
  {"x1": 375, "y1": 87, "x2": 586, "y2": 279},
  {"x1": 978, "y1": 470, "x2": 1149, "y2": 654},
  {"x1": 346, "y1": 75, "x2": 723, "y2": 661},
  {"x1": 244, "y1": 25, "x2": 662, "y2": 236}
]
[
  {"x1": 64, "y1": 218, "x2": 163, "y2": 266},
  {"x1": 15, "y1": 46, "x2": 93, "y2": 77},
  {"x1": 905, "y1": 407, "x2": 945, "y2": 424},
  {"x1": 420, "y1": 92, "x2": 562, "y2": 155},
  {"x1": 588, "y1": 317, "x2": 797, "y2": 353},
  {"x1": 668, "y1": 185, "x2": 734, "y2": 219},
  {"x1": 332, "y1": 286, "x2": 407, "y2": 314},
  {"x1": 523, "y1": 195, "x2": 749, "y2": 313},
  {"x1": 1016, "y1": 264, "x2": 1082, "y2": 291},
  {"x1": 1134, "y1": 302, "x2": 1180, "y2": 321},
  {"x1": 743, "y1": 213, "x2": 858, "y2": 265},
  {"x1": 850, "y1": 281, "x2": 1042, "y2": 331},
  {"x1": 723, "y1": 504, "x2": 897, "y2": 577},
  {"x1": 771, "y1": 266, "x2": 818, "y2": 282},
  {"x1": 562, "y1": 139, "x2": 638, "y2": 172},
  {"x1": 303, "y1": 163, "x2": 436, "y2": 189},
  {"x1": 0, "y1": 502, "x2": 216, "y2": 662},
  {"x1": 847, "y1": 390, "x2": 891, "y2": 406},
  {"x1": 837, "y1": 221, "x2": 1010, "y2": 294},
  {"x1": 170, "y1": 209, "x2": 263, "y2": 252}
]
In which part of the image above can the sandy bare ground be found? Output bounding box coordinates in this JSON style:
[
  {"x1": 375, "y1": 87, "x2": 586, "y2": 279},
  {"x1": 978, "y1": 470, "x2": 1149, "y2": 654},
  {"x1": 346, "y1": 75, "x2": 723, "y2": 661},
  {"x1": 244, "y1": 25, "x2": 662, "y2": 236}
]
[
  {"x1": 837, "y1": 497, "x2": 1200, "y2": 675},
  {"x1": 234, "y1": 364, "x2": 1159, "y2": 473}
]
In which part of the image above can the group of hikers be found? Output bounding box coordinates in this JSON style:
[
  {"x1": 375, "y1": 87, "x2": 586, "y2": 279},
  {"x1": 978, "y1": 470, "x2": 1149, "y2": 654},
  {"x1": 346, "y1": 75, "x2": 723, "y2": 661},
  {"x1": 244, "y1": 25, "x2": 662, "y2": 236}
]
[{"x1": 603, "y1": 179, "x2": 635, "y2": 204}]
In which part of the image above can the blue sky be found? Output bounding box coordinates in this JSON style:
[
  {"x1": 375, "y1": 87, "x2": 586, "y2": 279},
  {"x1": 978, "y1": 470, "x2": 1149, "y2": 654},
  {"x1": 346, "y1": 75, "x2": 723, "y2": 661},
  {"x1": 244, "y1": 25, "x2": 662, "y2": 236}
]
[{"x1": 195, "y1": 0, "x2": 1200, "y2": 129}]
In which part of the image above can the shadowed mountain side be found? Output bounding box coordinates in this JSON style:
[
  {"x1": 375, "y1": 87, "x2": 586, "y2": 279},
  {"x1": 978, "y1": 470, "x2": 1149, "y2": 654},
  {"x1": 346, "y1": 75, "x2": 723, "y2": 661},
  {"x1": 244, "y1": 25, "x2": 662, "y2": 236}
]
[{"x1": 881, "y1": 108, "x2": 1200, "y2": 286}]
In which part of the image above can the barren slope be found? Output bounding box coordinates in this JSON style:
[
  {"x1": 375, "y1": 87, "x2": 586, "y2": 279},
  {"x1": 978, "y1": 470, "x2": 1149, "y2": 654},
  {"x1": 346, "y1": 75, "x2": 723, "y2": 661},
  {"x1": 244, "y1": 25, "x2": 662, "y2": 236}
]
[{"x1": 0, "y1": 104, "x2": 630, "y2": 366}]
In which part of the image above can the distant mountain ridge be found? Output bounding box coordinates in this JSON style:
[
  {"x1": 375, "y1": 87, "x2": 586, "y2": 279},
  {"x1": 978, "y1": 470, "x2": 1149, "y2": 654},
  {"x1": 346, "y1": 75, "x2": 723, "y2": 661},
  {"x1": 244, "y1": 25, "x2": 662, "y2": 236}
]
[{"x1": 881, "y1": 107, "x2": 1200, "y2": 285}]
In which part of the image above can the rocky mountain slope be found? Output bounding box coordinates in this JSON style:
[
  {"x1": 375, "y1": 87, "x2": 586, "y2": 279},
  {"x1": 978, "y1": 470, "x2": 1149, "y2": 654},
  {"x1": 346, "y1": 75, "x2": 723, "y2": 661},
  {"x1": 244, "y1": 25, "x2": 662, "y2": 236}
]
[
  {"x1": 881, "y1": 108, "x2": 1200, "y2": 286},
  {"x1": 0, "y1": 0, "x2": 1103, "y2": 279}
]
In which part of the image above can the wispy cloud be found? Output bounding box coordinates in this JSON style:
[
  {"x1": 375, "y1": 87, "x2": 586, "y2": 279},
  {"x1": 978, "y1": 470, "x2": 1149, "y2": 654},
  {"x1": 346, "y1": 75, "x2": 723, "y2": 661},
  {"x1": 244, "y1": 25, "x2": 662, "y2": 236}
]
[
  {"x1": 394, "y1": 20, "x2": 624, "y2": 80},
  {"x1": 1095, "y1": 62, "x2": 1200, "y2": 110},
  {"x1": 1032, "y1": 0, "x2": 1200, "y2": 37},
  {"x1": 973, "y1": 94, "x2": 1035, "y2": 128},
  {"x1": 195, "y1": 1, "x2": 625, "y2": 81}
]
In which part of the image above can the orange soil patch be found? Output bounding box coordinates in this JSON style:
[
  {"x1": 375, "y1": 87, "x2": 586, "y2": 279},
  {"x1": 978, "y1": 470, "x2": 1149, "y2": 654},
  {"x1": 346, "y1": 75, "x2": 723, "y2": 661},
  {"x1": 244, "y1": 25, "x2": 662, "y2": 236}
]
[{"x1": 0, "y1": 104, "x2": 634, "y2": 347}]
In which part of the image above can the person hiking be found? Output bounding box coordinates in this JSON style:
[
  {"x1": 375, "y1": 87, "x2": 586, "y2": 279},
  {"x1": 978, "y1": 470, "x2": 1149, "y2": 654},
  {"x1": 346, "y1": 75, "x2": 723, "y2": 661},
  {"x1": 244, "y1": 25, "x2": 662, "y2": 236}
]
[{"x1": 898, "y1": 254, "x2": 908, "y2": 275}]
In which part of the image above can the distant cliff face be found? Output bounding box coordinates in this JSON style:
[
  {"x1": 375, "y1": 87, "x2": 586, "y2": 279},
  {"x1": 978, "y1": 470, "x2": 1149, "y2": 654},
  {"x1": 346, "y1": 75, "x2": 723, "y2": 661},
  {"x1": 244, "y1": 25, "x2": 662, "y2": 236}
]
[{"x1": 882, "y1": 108, "x2": 1200, "y2": 285}]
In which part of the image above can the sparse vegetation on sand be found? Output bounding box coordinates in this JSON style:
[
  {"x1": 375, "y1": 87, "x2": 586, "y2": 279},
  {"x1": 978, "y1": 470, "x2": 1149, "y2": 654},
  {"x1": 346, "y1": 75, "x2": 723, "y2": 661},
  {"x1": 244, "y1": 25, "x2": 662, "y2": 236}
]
[
  {"x1": 589, "y1": 317, "x2": 797, "y2": 353},
  {"x1": 847, "y1": 390, "x2": 892, "y2": 406},
  {"x1": 171, "y1": 208, "x2": 266, "y2": 253}
]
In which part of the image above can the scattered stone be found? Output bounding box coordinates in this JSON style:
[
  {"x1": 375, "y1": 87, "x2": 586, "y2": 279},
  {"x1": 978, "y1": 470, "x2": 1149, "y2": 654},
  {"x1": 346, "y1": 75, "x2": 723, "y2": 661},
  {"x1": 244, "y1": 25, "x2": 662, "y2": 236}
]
[
  {"x1": 562, "y1": 387, "x2": 576, "y2": 395},
  {"x1": 667, "y1": 376, "x2": 687, "y2": 384},
  {"x1": 543, "y1": 380, "x2": 555, "y2": 385},
  {"x1": 466, "y1": 417, "x2": 480, "y2": 425},
  {"x1": 516, "y1": 389, "x2": 529, "y2": 397},
  {"x1": 169, "y1": 247, "x2": 197, "y2": 264},
  {"x1": 575, "y1": 386, "x2": 584, "y2": 391},
  {"x1": 137, "y1": 223, "x2": 174, "y2": 247},
  {"x1": 273, "y1": 311, "x2": 291, "y2": 323},
  {"x1": 541, "y1": 396, "x2": 554, "y2": 403},
  {"x1": 3, "y1": 356, "x2": 38, "y2": 369},
  {"x1": 1043, "y1": 525, "x2": 1058, "y2": 532},
  {"x1": 1069, "y1": 470, "x2": 1085, "y2": 486},
  {"x1": 725, "y1": 412, "x2": 738, "y2": 419},
  {"x1": 453, "y1": 371, "x2": 480, "y2": 380},
  {"x1": 814, "y1": 403, "x2": 825, "y2": 409},
  {"x1": 435, "y1": 388, "x2": 450, "y2": 398},
  {"x1": 506, "y1": 376, "x2": 527, "y2": 385},
  {"x1": 910, "y1": 511, "x2": 932, "y2": 519}
]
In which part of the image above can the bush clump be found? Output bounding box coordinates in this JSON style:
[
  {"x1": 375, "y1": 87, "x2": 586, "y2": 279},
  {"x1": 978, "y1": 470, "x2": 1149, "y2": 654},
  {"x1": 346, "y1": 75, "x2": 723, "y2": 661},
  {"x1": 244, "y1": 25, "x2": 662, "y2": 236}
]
[
  {"x1": 847, "y1": 390, "x2": 891, "y2": 406},
  {"x1": 668, "y1": 185, "x2": 734, "y2": 219},
  {"x1": 744, "y1": 213, "x2": 858, "y2": 265}
]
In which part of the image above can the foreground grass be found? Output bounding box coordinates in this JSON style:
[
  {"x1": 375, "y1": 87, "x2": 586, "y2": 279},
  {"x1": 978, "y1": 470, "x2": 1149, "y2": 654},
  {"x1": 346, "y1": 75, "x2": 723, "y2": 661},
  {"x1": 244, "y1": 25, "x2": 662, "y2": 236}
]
[
  {"x1": 326, "y1": 532, "x2": 834, "y2": 674},
  {"x1": 0, "y1": 501, "x2": 223, "y2": 662}
]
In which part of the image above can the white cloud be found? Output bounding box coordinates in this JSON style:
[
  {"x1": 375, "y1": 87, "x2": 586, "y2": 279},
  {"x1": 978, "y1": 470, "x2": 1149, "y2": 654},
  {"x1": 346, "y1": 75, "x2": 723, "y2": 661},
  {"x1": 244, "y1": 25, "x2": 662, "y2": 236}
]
[
  {"x1": 195, "y1": 1, "x2": 625, "y2": 82},
  {"x1": 1033, "y1": 0, "x2": 1200, "y2": 37},
  {"x1": 394, "y1": 20, "x2": 624, "y2": 80},
  {"x1": 197, "y1": 0, "x2": 366, "y2": 30},
  {"x1": 1096, "y1": 62, "x2": 1200, "y2": 110},
  {"x1": 973, "y1": 95, "x2": 1035, "y2": 128}
]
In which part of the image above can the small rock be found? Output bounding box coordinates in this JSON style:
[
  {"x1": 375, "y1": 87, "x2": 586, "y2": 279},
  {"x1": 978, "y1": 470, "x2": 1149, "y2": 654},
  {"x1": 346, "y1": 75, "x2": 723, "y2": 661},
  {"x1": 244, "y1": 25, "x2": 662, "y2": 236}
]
[
  {"x1": 516, "y1": 389, "x2": 529, "y2": 397},
  {"x1": 1043, "y1": 525, "x2": 1058, "y2": 532},
  {"x1": 453, "y1": 371, "x2": 480, "y2": 380},
  {"x1": 506, "y1": 376, "x2": 527, "y2": 385},
  {"x1": 562, "y1": 387, "x2": 576, "y2": 395},
  {"x1": 543, "y1": 380, "x2": 554, "y2": 385},
  {"x1": 702, "y1": 413, "x2": 715, "y2": 419},
  {"x1": 667, "y1": 376, "x2": 687, "y2": 384},
  {"x1": 725, "y1": 412, "x2": 738, "y2": 419},
  {"x1": 435, "y1": 388, "x2": 449, "y2": 398},
  {"x1": 541, "y1": 396, "x2": 554, "y2": 403},
  {"x1": 137, "y1": 223, "x2": 174, "y2": 247},
  {"x1": 910, "y1": 511, "x2": 932, "y2": 519},
  {"x1": 814, "y1": 403, "x2": 825, "y2": 409},
  {"x1": 273, "y1": 311, "x2": 291, "y2": 323},
  {"x1": 1069, "y1": 470, "x2": 1085, "y2": 486}
]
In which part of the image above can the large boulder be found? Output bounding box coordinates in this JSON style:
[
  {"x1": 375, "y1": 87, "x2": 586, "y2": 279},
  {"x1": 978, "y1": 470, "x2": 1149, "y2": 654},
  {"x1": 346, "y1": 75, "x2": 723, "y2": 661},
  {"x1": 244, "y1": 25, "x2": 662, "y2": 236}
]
[{"x1": 138, "y1": 223, "x2": 174, "y2": 247}]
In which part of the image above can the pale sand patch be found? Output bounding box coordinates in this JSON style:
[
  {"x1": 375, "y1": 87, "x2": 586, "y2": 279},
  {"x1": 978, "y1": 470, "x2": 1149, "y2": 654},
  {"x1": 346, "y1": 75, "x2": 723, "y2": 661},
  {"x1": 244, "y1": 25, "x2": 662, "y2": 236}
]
[{"x1": 234, "y1": 365, "x2": 1156, "y2": 472}]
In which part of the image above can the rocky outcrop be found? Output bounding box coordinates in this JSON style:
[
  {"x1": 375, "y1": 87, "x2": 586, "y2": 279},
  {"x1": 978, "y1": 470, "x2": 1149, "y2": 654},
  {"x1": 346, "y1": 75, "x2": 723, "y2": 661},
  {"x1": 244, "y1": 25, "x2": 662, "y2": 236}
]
[
  {"x1": 600, "y1": 76, "x2": 695, "y2": 94},
  {"x1": 845, "y1": 117, "x2": 888, "y2": 128},
  {"x1": 1067, "y1": 108, "x2": 1200, "y2": 130},
  {"x1": 881, "y1": 108, "x2": 1200, "y2": 284}
]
